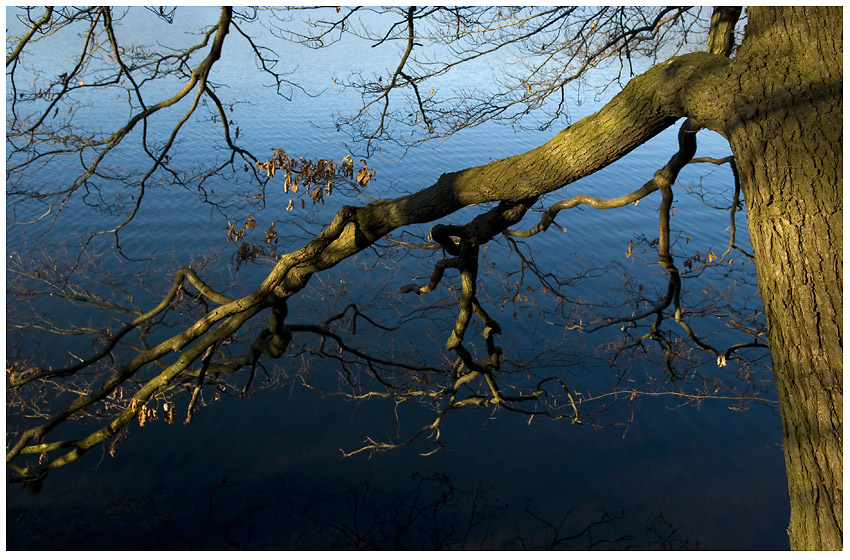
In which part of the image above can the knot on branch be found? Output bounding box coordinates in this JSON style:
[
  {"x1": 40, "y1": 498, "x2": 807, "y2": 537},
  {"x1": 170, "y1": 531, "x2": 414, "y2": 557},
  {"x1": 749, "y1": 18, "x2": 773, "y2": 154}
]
[
  {"x1": 430, "y1": 224, "x2": 467, "y2": 256},
  {"x1": 255, "y1": 295, "x2": 291, "y2": 358}
]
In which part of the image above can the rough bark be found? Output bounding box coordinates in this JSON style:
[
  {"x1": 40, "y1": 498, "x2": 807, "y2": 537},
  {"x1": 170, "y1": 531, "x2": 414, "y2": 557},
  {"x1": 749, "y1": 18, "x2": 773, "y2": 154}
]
[
  {"x1": 8, "y1": 7, "x2": 842, "y2": 549},
  {"x1": 266, "y1": 11, "x2": 846, "y2": 548},
  {"x1": 720, "y1": 7, "x2": 843, "y2": 550}
]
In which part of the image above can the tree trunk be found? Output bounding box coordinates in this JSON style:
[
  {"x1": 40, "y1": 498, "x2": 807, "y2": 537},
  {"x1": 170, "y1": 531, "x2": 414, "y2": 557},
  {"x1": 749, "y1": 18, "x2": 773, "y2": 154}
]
[
  {"x1": 19, "y1": 6, "x2": 836, "y2": 548},
  {"x1": 276, "y1": 11, "x2": 844, "y2": 548},
  {"x1": 725, "y1": 7, "x2": 843, "y2": 550},
  {"x1": 208, "y1": 9, "x2": 847, "y2": 548}
]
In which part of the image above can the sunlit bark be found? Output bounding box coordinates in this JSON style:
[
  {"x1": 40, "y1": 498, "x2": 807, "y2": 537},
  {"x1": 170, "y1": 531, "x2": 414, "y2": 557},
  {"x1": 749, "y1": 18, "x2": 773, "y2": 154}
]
[
  {"x1": 721, "y1": 7, "x2": 842, "y2": 550},
  {"x1": 5, "y1": 5, "x2": 842, "y2": 550},
  {"x1": 4, "y1": 44, "x2": 730, "y2": 474}
]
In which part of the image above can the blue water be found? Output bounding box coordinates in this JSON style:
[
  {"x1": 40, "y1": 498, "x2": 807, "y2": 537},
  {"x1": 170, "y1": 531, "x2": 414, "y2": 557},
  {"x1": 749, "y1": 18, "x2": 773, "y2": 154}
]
[{"x1": 6, "y1": 7, "x2": 787, "y2": 550}]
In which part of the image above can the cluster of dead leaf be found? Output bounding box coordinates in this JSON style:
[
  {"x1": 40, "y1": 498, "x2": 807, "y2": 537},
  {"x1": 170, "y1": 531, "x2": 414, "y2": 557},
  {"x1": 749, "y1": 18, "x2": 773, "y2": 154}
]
[
  {"x1": 254, "y1": 150, "x2": 375, "y2": 210},
  {"x1": 223, "y1": 150, "x2": 376, "y2": 270}
]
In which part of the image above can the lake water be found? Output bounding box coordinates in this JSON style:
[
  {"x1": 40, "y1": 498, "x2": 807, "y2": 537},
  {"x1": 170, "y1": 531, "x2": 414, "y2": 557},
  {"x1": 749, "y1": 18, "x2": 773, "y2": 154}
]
[{"x1": 6, "y1": 7, "x2": 788, "y2": 550}]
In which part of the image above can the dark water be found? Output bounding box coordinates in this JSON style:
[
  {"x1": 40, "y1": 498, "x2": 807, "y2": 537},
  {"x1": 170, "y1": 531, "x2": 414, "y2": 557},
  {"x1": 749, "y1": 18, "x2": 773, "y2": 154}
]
[{"x1": 6, "y1": 8, "x2": 788, "y2": 550}]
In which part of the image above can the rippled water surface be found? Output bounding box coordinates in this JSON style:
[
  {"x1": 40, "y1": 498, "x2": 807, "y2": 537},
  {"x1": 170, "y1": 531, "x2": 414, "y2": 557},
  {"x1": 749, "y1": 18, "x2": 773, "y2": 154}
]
[{"x1": 7, "y1": 8, "x2": 788, "y2": 550}]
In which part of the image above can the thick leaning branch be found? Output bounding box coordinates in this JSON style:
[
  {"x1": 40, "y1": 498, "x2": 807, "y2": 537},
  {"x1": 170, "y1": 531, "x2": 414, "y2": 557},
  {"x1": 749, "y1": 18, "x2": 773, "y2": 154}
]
[
  {"x1": 325, "y1": 52, "x2": 728, "y2": 252},
  {"x1": 7, "y1": 207, "x2": 358, "y2": 474},
  {"x1": 317, "y1": 7, "x2": 700, "y2": 150},
  {"x1": 7, "y1": 49, "x2": 729, "y2": 478}
]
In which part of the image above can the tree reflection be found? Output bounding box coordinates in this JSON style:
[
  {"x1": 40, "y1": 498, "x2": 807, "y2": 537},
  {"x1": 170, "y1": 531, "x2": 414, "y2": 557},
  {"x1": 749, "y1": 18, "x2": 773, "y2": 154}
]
[
  {"x1": 7, "y1": 5, "x2": 810, "y2": 547},
  {"x1": 7, "y1": 470, "x2": 698, "y2": 550}
]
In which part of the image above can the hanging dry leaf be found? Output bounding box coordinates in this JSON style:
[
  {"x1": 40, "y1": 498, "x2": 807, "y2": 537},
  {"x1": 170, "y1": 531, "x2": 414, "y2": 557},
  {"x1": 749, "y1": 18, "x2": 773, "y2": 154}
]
[
  {"x1": 341, "y1": 155, "x2": 354, "y2": 179},
  {"x1": 284, "y1": 170, "x2": 292, "y2": 193},
  {"x1": 264, "y1": 222, "x2": 278, "y2": 244},
  {"x1": 355, "y1": 165, "x2": 376, "y2": 187},
  {"x1": 163, "y1": 402, "x2": 176, "y2": 424}
]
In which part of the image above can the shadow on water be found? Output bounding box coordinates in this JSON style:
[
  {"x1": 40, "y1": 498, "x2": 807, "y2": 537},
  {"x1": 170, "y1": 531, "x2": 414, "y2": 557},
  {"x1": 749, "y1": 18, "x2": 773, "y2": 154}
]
[
  {"x1": 6, "y1": 374, "x2": 789, "y2": 551},
  {"x1": 5, "y1": 9, "x2": 792, "y2": 551},
  {"x1": 9, "y1": 470, "x2": 702, "y2": 551}
]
